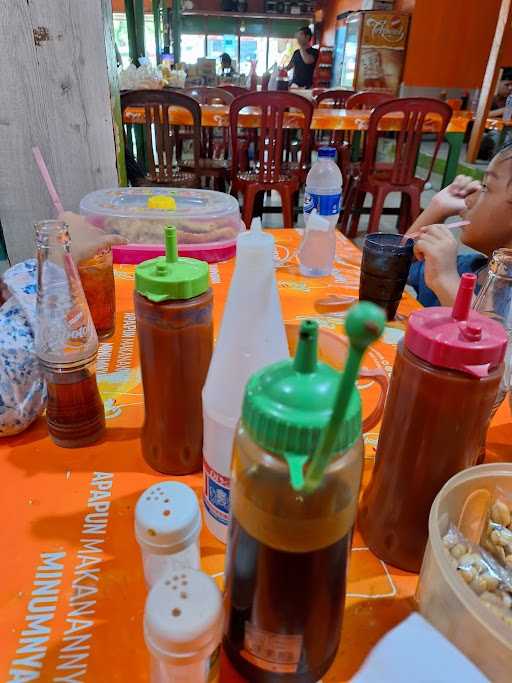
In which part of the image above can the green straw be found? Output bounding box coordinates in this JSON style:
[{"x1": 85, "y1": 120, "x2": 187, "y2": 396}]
[{"x1": 303, "y1": 302, "x2": 385, "y2": 493}]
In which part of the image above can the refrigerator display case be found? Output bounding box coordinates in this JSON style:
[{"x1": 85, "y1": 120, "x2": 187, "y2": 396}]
[{"x1": 337, "y1": 11, "x2": 410, "y2": 94}]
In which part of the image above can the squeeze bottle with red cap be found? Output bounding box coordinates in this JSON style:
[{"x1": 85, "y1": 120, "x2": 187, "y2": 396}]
[{"x1": 359, "y1": 274, "x2": 507, "y2": 573}]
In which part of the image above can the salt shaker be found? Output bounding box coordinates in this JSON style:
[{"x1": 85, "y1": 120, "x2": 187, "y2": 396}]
[
  {"x1": 144, "y1": 569, "x2": 222, "y2": 683},
  {"x1": 135, "y1": 482, "x2": 201, "y2": 587}
]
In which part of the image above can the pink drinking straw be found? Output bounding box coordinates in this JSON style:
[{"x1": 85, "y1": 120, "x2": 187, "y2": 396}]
[{"x1": 32, "y1": 147, "x2": 64, "y2": 217}]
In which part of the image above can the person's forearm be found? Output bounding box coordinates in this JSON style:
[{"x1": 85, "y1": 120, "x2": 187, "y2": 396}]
[
  {"x1": 432, "y1": 273, "x2": 461, "y2": 307},
  {"x1": 299, "y1": 48, "x2": 315, "y2": 64},
  {"x1": 406, "y1": 198, "x2": 459, "y2": 236}
]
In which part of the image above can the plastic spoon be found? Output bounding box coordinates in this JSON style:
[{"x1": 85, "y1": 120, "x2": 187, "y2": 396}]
[
  {"x1": 303, "y1": 301, "x2": 386, "y2": 494},
  {"x1": 458, "y1": 489, "x2": 491, "y2": 544}
]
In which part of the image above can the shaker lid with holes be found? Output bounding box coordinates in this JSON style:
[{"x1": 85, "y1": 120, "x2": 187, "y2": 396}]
[
  {"x1": 405, "y1": 273, "x2": 507, "y2": 378},
  {"x1": 144, "y1": 569, "x2": 223, "y2": 658},
  {"x1": 135, "y1": 481, "x2": 201, "y2": 555}
]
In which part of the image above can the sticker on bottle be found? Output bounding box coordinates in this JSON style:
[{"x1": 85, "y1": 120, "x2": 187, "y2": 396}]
[
  {"x1": 203, "y1": 461, "x2": 230, "y2": 526},
  {"x1": 242, "y1": 622, "x2": 303, "y2": 674},
  {"x1": 304, "y1": 191, "x2": 342, "y2": 217}
]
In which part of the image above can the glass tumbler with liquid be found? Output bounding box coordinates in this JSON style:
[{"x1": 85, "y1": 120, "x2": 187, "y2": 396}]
[
  {"x1": 359, "y1": 274, "x2": 507, "y2": 572},
  {"x1": 223, "y1": 312, "x2": 384, "y2": 683},
  {"x1": 135, "y1": 226, "x2": 213, "y2": 475},
  {"x1": 35, "y1": 221, "x2": 105, "y2": 448},
  {"x1": 78, "y1": 247, "x2": 116, "y2": 339}
]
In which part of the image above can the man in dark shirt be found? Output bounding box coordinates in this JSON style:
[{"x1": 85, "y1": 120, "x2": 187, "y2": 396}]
[{"x1": 285, "y1": 26, "x2": 318, "y2": 88}]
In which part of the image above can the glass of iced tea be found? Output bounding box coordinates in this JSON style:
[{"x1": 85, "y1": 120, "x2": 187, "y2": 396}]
[{"x1": 78, "y1": 248, "x2": 116, "y2": 340}]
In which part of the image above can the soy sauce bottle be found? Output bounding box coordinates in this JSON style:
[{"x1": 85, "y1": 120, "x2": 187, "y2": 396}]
[
  {"x1": 359, "y1": 274, "x2": 507, "y2": 572},
  {"x1": 223, "y1": 305, "x2": 385, "y2": 683}
]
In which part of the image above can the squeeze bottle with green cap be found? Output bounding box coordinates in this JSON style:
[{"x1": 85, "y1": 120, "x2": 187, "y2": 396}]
[
  {"x1": 223, "y1": 303, "x2": 385, "y2": 682},
  {"x1": 202, "y1": 217, "x2": 288, "y2": 543},
  {"x1": 135, "y1": 226, "x2": 213, "y2": 475}
]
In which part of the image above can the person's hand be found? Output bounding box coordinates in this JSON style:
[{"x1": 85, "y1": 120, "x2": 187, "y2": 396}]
[
  {"x1": 58, "y1": 211, "x2": 127, "y2": 264},
  {"x1": 414, "y1": 224, "x2": 460, "y2": 306},
  {"x1": 430, "y1": 175, "x2": 482, "y2": 220}
]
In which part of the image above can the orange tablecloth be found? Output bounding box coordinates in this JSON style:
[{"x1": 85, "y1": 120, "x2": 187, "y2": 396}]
[
  {"x1": 124, "y1": 105, "x2": 472, "y2": 134},
  {"x1": 2, "y1": 230, "x2": 510, "y2": 682}
]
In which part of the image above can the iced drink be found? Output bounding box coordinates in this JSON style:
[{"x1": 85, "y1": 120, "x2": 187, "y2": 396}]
[{"x1": 359, "y1": 233, "x2": 413, "y2": 321}]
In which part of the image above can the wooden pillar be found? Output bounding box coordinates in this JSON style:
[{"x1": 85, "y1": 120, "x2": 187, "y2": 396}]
[
  {"x1": 467, "y1": 0, "x2": 512, "y2": 163},
  {"x1": 0, "y1": 0, "x2": 122, "y2": 264}
]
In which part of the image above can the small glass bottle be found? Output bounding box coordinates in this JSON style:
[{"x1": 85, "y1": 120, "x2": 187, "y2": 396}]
[
  {"x1": 144, "y1": 569, "x2": 222, "y2": 683},
  {"x1": 474, "y1": 248, "x2": 512, "y2": 411},
  {"x1": 135, "y1": 481, "x2": 201, "y2": 587},
  {"x1": 35, "y1": 221, "x2": 105, "y2": 448},
  {"x1": 135, "y1": 226, "x2": 213, "y2": 475}
]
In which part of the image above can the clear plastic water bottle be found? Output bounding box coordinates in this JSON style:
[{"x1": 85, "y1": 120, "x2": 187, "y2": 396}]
[
  {"x1": 504, "y1": 93, "x2": 512, "y2": 121},
  {"x1": 304, "y1": 147, "x2": 343, "y2": 229}
]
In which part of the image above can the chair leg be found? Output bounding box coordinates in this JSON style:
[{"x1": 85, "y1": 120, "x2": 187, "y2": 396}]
[
  {"x1": 347, "y1": 190, "x2": 366, "y2": 238},
  {"x1": 408, "y1": 187, "x2": 422, "y2": 225},
  {"x1": 397, "y1": 193, "x2": 411, "y2": 234},
  {"x1": 367, "y1": 188, "x2": 388, "y2": 234},
  {"x1": 278, "y1": 185, "x2": 294, "y2": 229},
  {"x1": 242, "y1": 185, "x2": 259, "y2": 230}
]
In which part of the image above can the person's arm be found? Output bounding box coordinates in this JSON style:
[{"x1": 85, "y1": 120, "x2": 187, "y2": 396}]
[
  {"x1": 406, "y1": 175, "x2": 482, "y2": 236},
  {"x1": 299, "y1": 47, "x2": 316, "y2": 65},
  {"x1": 413, "y1": 225, "x2": 461, "y2": 306},
  {"x1": 489, "y1": 107, "x2": 505, "y2": 119}
]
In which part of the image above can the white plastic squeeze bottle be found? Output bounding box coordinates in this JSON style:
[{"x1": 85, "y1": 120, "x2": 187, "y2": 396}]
[
  {"x1": 144, "y1": 569, "x2": 222, "y2": 683},
  {"x1": 202, "y1": 218, "x2": 289, "y2": 543}
]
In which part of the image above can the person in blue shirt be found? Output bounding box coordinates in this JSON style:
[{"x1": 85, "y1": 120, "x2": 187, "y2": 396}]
[{"x1": 407, "y1": 143, "x2": 512, "y2": 306}]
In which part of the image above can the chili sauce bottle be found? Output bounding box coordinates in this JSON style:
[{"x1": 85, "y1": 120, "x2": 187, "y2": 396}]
[
  {"x1": 135, "y1": 226, "x2": 213, "y2": 474},
  {"x1": 359, "y1": 274, "x2": 507, "y2": 572}
]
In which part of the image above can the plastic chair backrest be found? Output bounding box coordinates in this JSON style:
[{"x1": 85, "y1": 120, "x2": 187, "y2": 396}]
[
  {"x1": 346, "y1": 91, "x2": 394, "y2": 110},
  {"x1": 184, "y1": 86, "x2": 234, "y2": 105},
  {"x1": 121, "y1": 89, "x2": 201, "y2": 182},
  {"x1": 229, "y1": 91, "x2": 314, "y2": 183},
  {"x1": 362, "y1": 97, "x2": 453, "y2": 186},
  {"x1": 316, "y1": 89, "x2": 355, "y2": 108},
  {"x1": 220, "y1": 84, "x2": 250, "y2": 98}
]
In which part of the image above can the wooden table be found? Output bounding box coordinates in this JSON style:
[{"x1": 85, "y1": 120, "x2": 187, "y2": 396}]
[
  {"x1": 124, "y1": 106, "x2": 473, "y2": 188},
  {"x1": 3, "y1": 230, "x2": 509, "y2": 681}
]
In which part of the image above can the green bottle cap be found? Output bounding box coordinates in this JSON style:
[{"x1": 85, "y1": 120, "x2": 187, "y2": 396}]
[
  {"x1": 241, "y1": 319, "x2": 362, "y2": 464},
  {"x1": 135, "y1": 226, "x2": 209, "y2": 302}
]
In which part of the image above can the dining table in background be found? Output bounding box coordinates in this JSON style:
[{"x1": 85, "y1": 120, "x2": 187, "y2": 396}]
[
  {"x1": 123, "y1": 105, "x2": 474, "y2": 188},
  {"x1": 1, "y1": 229, "x2": 509, "y2": 682}
]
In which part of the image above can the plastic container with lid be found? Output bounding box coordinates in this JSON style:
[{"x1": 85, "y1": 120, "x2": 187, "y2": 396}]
[
  {"x1": 134, "y1": 226, "x2": 213, "y2": 474},
  {"x1": 223, "y1": 305, "x2": 385, "y2": 682},
  {"x1": 145, "y1": 568, "x2": 223, "y2": 683},
  {"x1": 135, "y1": 482, "x2": 202, "y2": 587},
  {"x1": 359, "y1": 274, "x2": 508, "y2": 573},
  {"x1": 417, "y1": 463, "x2": 512, "y2": 682},
  {"x1": 80, "y1": 187, "x2": 243, "y2": 264}
]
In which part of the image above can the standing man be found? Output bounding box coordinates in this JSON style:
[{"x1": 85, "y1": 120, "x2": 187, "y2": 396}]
[{"x1": 286, "y1": 26, "x2": 318, "y2": 89}]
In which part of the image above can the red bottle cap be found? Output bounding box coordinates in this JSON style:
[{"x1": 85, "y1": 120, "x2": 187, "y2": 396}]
[{"x1": 405, "y1": 274, "x2": 507, "y2": 378}]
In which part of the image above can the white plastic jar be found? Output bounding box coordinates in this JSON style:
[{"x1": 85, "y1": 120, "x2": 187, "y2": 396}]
[
  {"x1": 135, "y1": 481, "x2": 201, "y2": 587},
  {"x1": 144, "y1": 569, "x2": 223, "y2": 683}
]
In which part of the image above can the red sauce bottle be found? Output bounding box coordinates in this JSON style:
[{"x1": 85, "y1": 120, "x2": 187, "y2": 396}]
[
  {"x1": 359, "y1": 275, "x2": 507, "y2": 572},
  {"x1": 134, "y1": 226, "x2": 213, "y2": 474}
]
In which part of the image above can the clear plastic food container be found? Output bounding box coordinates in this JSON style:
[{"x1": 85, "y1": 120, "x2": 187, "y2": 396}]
[
  {"x1": 417, "y1": 463, "x2": 512, "y2": 682},
  {"x1": 80, "y1": 187, "x2": 243, "y2": 264}
]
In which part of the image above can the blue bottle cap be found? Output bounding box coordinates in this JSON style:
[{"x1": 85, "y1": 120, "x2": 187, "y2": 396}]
[{"x1": 318, "y1": 147, "x2": 336, "y2": 158}]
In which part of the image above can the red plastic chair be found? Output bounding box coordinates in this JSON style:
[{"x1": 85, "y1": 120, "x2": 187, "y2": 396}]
[
  {"x1": 184, "y1": 86, "x2": 233, "y2": 162},
  {"x1": 346, "y1": 91, "x2": 394, "y2": 110},
  {"x1": 218, "y1": 84, "x2": 250, "y2": 98},
  {"x1": 121, "y1": 89, "x2": 201, "y2": 187},
  {"x1": 230, "y1": 91, "x2": 314, "y2": 229},
  {"x1": 316, "y1": 89, "x2": 355, "y2": 108},
  {"x1": 340, "y1": 97, "x2": 453, "y2": 237}
]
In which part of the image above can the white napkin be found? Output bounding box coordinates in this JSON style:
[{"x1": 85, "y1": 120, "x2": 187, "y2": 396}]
[{"x1": 351, "y1": 613, "x2": 489, "y2": 683}]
